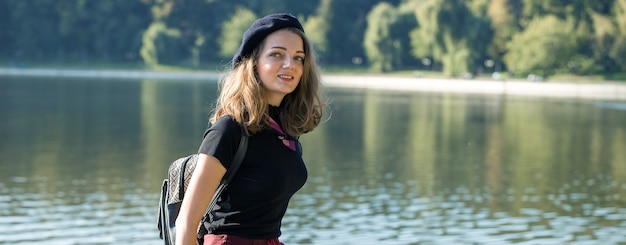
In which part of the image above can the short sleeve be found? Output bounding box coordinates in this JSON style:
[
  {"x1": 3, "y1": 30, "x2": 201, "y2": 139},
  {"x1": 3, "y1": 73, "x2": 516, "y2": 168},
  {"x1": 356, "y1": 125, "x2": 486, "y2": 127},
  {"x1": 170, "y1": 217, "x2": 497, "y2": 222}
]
[{"x1": 198, "y1": 116, "x2": 243, "y2": 169}]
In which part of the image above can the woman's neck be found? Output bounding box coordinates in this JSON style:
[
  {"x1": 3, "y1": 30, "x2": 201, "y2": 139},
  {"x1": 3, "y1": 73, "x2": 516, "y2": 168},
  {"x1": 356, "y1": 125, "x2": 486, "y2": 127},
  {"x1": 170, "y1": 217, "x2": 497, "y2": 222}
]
[{"x1": 267, "y1": 94, "x2": 284, "y2": 107}]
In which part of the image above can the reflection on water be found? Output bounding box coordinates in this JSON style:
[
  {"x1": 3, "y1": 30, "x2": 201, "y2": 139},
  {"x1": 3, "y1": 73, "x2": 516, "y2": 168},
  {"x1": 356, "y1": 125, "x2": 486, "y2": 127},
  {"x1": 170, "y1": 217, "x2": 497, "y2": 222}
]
[{"x1": 0, "y1": 77, "x2": 625, "y2": 244}]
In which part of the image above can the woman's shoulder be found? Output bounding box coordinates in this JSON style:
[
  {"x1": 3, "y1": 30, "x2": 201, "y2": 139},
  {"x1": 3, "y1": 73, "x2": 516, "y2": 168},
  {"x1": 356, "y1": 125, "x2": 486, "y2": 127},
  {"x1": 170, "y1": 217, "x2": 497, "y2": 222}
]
[
  {"x1": 208, "y1": 115, "x2": 243, "y2": 137},
  {"x1": 198, "y1": 115, "x2": 245, "y2": 163},
  {"x1": 212, "y1": 115, "x2": 237, "y2": 127}
]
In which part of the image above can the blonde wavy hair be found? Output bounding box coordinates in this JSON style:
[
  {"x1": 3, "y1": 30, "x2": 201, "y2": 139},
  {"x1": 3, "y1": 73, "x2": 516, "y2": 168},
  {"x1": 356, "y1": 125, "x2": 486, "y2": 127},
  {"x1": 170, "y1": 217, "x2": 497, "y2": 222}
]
[{"x1": 210, "y1": 27, "x2": 324, "y2": 137}]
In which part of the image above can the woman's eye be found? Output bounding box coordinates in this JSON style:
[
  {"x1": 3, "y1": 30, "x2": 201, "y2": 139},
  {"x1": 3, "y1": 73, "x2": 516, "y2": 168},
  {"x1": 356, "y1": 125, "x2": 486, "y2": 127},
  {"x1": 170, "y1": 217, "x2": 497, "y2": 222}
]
[
  {"x1": 270, "y1": 52, "x2": 282, "y2": 58},
  {"x1": 295, "y1": 56, "x2": 305, "y2": 63}
]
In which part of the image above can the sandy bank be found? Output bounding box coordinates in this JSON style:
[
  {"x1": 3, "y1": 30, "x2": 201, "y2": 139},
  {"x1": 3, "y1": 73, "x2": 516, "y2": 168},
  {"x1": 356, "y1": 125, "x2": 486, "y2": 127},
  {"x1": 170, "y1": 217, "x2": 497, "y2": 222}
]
[
  {"x1": 323, "y1": 74, "x2": 626, "y2": 101},
  {"x1": 1, "y1": 67, "x2": 625, "y2": 101}
]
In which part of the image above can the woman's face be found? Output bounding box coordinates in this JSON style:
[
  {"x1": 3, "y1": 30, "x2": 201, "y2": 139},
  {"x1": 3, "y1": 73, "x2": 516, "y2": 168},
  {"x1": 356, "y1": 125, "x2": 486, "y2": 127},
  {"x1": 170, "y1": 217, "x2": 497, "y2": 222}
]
[{"x1": 256, "y1": 29, "x2": 305, "y2": 106}]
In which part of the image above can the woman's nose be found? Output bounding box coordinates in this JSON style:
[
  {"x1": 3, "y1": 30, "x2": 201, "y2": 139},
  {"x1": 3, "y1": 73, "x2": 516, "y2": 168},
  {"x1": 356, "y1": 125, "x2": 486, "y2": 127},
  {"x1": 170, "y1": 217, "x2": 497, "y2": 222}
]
[{"x1": 282, "y1": 55, "x2": 293, "y2": 68}]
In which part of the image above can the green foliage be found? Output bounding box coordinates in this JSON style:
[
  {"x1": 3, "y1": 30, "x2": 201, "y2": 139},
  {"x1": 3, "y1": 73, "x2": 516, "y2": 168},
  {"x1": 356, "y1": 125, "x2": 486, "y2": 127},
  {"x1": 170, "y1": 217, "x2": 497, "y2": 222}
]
[
  {"x1": 567, "y1": 55, "x2": 603, "y2": 75},
  {"x1": 1, "y1": 0, "x2": 626, "y2": 78},
  {"x1": 504, "y1": 15, "x2": 577, "y2": 77},
  {"x1": 303, "y1": 15, "x2": 329, "y2": 56},
  {"x1": 323, "y1": 0, "x2": 391, "y2": 65},
  {"x1": 0, "y1": 0, "x2": 10, "y2": 58},
  {"x1": 616, "y1": 0, "x2": 626, "y2": 33},
  {"x1": 218, "y1": 7, "x2": 257, "y2": 58},
  {"x1": 611, "y1": 36, "x2": 626, "y2": 70},
  {"x1": 362, "y1": 2, "x2": 419, "y2": 72},
  {"x1": 487, "y1": 0, "x2": 521, "y2": 62},
  {"x1": 578, "y1": 13, "x2": 618, "y2": 73},
  {"x1": 140, "y1": 22, "x2": 182, "y2": 67},
  {"x1": 410, "y1": 0, "x2": 492, "y2": 76},
  {"x1": 612, "y1": 0, "x2": 626, "y2": 70},
  {"x1": 303, "y1": 0, "x2": 332, "y2": 57},
  {"x1": 394, "y1": 4, "x2": 420, "y2": 68},
  {"x1": 364, "y1": 2, "x2": 399, "y2": 72},
  {"x1": 4, "y1": 0, "x2": 151, "y2": 63},
  {"x1": 441, "y1": 38, "x2": 472, "y2": 77}
]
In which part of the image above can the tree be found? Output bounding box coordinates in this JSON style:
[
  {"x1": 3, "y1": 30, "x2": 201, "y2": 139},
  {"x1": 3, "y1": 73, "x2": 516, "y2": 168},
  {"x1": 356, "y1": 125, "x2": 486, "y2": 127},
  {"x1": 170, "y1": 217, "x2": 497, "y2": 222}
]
[
  {"x1": 218, "y1": 7, "x2": 257, "y2": 59},
  {"x1": 616, "y1": 0, "x2": 626, "y2": 33},
  {"x1": 140, "y1": 22, "x2": 182, "y2": 66},
  {"x1": 361, "y1": 1, "x2": 419, "y2": 72},
  {"x1": 324, "y1": 0, "x2": 396, "y2": 65},
  {"x1": 9, "y1": 0, "x2": 62, "y2": 61},
  {"x1": 611, "y1": 0, "x2": 626, "y2": 70},
  {"x1": 0, "y1": 0, "x2": 11, "y2": 58},
  {"x1": 69, "y1": 0, "x2": 151, "y2": 62},
  {"x1": 2, "y1": 0, "x2": 150, "y2": 63},
  {"x1": 364, "y1": 2, "x2": 399, "y2": 72},
  {"x1": 486, "y1": 0, "x2": 521, "y2": 71},
  {"x1": 410, "y1": 0, "x2": 492, "y2": 76},
  {"x1": 143, "y1": 0, "x2": 319, "y2": 66},
  {"x1": 303, "y1": 0, "x2": 332, "y2": 59},
  {"x1": 580, "y1": 12, "x2": 617, "y2": 73},
  {"x1": 516, "y1": 0, "x2": 624, "y2": 74},
  {"x1": 150, "y1": 0, "x2": 235, "y2": 65},
  {"x1": 504, "y1": 15, "x2": 577, "y2": 77}
]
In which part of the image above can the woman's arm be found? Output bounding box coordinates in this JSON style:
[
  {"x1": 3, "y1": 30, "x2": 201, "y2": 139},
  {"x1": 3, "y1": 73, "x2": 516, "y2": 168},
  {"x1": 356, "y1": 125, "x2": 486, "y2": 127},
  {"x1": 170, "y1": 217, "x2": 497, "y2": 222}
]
[{"x1": 175, "y1": 153, "x2": 226, "y2": 245}]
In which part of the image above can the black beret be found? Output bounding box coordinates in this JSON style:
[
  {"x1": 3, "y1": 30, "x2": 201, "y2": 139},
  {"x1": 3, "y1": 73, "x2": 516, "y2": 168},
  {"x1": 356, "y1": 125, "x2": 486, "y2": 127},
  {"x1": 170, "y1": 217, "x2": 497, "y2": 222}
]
[{"x1": 232, "y1": 13, "x2": 304, "y2": 69}]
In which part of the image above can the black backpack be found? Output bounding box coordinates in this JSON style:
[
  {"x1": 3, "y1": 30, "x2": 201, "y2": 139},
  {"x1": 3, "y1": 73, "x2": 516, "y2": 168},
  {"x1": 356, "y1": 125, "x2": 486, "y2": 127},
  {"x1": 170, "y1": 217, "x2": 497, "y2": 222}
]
[{"x1": 157, "y1": 130, "x2": 248, "y2": 245}]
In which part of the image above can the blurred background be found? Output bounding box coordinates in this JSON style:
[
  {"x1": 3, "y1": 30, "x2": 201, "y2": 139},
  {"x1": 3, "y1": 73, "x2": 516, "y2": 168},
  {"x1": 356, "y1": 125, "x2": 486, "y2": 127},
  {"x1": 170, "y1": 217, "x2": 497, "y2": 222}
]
[
  {"x1": 1, "y1": 1, "x2": 626, "y2": 245},
  {"x1": 1, "y1": 0, "x2": 626, "y2": 79}
]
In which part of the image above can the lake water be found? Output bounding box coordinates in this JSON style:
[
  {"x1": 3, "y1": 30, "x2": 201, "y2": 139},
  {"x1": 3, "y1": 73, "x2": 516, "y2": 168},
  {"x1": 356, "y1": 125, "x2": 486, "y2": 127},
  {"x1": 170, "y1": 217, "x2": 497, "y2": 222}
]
[{"x1": 1, "y1": 76, "x2": 625, "y2": 245}]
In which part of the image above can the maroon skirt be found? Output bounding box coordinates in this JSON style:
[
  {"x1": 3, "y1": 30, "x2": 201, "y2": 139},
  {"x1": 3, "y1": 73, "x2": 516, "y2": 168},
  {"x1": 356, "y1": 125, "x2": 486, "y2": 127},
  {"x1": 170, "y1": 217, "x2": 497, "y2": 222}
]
[{"x1": 203, "y1": 234, "x2": 283, "y2": 245}]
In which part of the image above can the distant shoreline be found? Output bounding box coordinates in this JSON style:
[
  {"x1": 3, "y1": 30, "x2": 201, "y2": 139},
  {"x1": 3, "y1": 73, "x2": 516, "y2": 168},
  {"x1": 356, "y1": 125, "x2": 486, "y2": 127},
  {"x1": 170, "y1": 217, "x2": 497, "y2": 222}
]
[
  {"x1": 0, "y1": 67, "x2": 223, "y2": 81},
  {"x1": 1, "y1": 67, "x2": 625, "y2": 101}
]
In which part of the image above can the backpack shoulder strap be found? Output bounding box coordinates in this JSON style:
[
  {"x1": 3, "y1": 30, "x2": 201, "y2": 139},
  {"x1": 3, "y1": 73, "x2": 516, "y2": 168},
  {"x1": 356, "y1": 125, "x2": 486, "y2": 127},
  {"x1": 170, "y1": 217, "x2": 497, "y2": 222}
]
[
  {"x1": 196, "y1": 126, "x2": 247, "y2": 241},
  {"x1": 221, "y1": 127, "x2": 248, "y2": 187},
  {"x1": 205, "y1": 125, "x2": 248, "y2": 213}
]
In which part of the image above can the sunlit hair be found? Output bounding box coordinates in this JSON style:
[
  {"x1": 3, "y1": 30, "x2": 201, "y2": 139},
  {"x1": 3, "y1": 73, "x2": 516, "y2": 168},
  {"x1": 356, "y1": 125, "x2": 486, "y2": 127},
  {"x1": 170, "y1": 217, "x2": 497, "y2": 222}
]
[{"x1": 211, "y1": 27, "x2": 325, "y2": 137}]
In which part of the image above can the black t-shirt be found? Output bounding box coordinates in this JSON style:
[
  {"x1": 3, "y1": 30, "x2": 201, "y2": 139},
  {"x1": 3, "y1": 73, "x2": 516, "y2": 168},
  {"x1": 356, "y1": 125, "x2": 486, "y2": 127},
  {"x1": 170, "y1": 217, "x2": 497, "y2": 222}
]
[{"x1": 198, "y1": 108, "x2": 307, "y2": 239}]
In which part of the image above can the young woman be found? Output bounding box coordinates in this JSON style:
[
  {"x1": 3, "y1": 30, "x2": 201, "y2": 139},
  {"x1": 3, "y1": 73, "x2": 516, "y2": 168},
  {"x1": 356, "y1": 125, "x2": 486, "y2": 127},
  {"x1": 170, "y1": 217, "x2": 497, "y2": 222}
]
[{"x1": 175, "y1": 13, "x2": 325, "y2": 245}]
